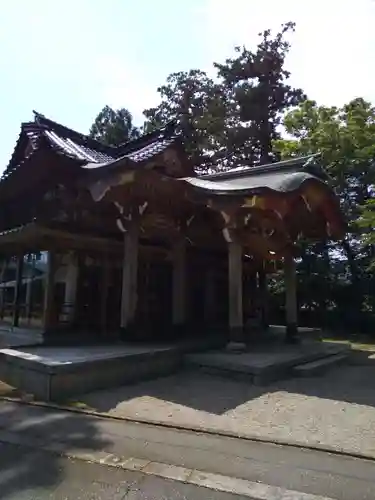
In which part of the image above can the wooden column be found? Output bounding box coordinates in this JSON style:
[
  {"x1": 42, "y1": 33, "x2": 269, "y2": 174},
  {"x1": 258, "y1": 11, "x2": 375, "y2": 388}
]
[
  {"x1": 100, "y1": 255, "x2": 110, "y2": 334},
  {"x1": 172, "y1": 237, "x2": 186, "y2": 326},
  {"x1": 120, "y1": 222, "x2": 139, "y2": 329},
  {"x1": 284, "y1": 253, "x2": 298, "y2": 343},
  {"x1": 0, "y1": 258, "x2": 8, "y2": 320},
  {"x1": 43, "y1": 251, "x2": 57, "y2": 333},
  {"x1": 257, "y1": 263, "x2": 269, "y2": 330},
  {"x1": 64, "y1": 253, "x2": 79, "y2": 323},
  {"x1": 25, "y1": 254, "x2": 36, "y2": 323},
  {"x1": 204, "y1": 267, "x2": 216, "y2": 324},
  {"x1": 228, "y1": 241, "x2": 244, "y2": 347},
  {"x1": 12, "y1": 254, "x2": 24, "y2": 328}
]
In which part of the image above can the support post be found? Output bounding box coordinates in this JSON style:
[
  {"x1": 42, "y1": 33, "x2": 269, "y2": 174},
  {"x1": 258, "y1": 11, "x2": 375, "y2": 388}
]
[
  {"x1": 25, "y1": 254, "x2": 35, "y2": 323},
  {"x1": 257, "y1": 263, "x2": 269, "y2": 330},
  {"x1": 100, "y1": 255, "x2": 110, "y2": 334},
  {"x1": 0, "y1": 258, "x2": 8, "y2": 320},
  {"x1": 228, "y1": 241, "x2": 244, "y2": 350},
  {"x1": 12, "y1": 254, "x2": 24, "y2": 328},
  {"x1": 43, "y1": 251, "x2": 56, "y2": 333},
  {"x1": 64, "y1": 253, "x2": 79, "y2": 324},
  {"x1": 172, "y1": 236, "x2": 186, "y2": 328},
  {"x1": 120, "y1": 222, "x2": 139, "y2": 330},
  {"x1": 284, "y1": 253, "x2": 298, "y2": 343},
  {"x1": 204, "y1": 267, "x2": 216, "y2": 324}
]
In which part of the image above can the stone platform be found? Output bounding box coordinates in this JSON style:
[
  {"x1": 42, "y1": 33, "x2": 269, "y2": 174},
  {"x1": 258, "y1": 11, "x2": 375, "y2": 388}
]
[
  {"x1": 0, "y1": 344, "x2": 186, "y2": 401},
  {"x1": 0, "y1": 336, "x2": 225, "y2": 401},
  {"x1": 186, "y1": 340, "x2": 350, "y2": 384}
]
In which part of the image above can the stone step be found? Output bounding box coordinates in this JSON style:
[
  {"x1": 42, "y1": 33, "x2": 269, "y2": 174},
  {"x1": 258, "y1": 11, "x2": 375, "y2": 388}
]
[{"x1": 293, "y1": 353, "x2": 348, "y2": 377}]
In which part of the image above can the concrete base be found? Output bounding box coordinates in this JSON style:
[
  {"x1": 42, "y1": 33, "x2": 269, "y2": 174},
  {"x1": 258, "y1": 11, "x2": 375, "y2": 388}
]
[
  {"x1": 0, "y1": 344, "x2": 185, "y2": 401},
  {"x1": 186, "y1": 340, "x2": 350, "y2": 385},
  {"x1": 0, "y1": 336, "x2": 225, "y2": 401}
]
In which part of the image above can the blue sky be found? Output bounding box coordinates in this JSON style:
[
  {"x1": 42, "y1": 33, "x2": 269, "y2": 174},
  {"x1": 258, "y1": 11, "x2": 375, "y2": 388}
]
[{"x1": 1, "y1": 0, "x2": 374, "y2": 172}]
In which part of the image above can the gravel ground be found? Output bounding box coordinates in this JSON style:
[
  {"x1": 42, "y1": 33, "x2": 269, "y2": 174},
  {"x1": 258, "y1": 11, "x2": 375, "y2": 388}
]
[{"x1": 76, "y1": 353, "x2": 375, "y2": 458}]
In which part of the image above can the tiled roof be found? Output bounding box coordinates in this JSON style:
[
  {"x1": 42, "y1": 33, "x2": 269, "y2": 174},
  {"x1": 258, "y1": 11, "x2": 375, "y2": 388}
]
[
  {"x1": 33, "y1": 112, "x2": 117, "y2": 163},
  {"x1": 44, "y1": 129, "x2": 115, "y2": 163},
  {"x1": 1, "y1": 112, "x2": 180, "y2": 183},
  {"x1": 34, "y1": 112, "x2": 179, "y2": 167},
  {"x1": 84, "y1": 134, "x2": 178, "y2": 170},
  {"x1": 124, "y1": 136, "x2": 176, "y2": 164}
]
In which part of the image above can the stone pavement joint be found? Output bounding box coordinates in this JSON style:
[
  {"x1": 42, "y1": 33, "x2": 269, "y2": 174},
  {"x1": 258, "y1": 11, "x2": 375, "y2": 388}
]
[{"x1": 0, "y1": 429, "x2": 335, "y2": 500}]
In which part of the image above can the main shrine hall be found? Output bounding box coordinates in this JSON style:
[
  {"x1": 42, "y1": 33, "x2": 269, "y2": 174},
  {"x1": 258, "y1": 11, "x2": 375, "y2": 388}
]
[{"x1": 0, "y1": 112, "x2": 345, "y2": 346}]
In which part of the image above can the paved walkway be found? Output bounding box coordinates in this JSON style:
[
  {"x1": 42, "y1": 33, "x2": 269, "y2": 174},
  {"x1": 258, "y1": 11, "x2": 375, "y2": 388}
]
[
  {"x1": 72, "y1": 349, "x2": 375, "y2": 459},
  {"x1": 1, "y1": 399, "x2": 374, "y2": 499},
  {"x1": 0, "y1": 441, "x2": 254, "y2": 500}
]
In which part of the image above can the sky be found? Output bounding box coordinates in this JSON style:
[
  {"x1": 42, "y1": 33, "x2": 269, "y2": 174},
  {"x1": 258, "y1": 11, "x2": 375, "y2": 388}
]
[{"x1": 1, "y1": 0, "x2": 374, "y2": 172}]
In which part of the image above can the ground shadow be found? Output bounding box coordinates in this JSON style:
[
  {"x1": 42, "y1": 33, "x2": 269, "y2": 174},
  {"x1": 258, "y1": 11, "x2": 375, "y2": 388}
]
[
  {"x1": 0, "y1": 401, "x2": 111, "y2": 499},
  {"x1": 80, "y1": 368, "x2": 268, "y2": 415},
  {"x1": 273, "y1": 349, "x2": 375, "y2": 407},
  {"x1": 77, "y1": 346, "x2": 375, "y2": 417}
]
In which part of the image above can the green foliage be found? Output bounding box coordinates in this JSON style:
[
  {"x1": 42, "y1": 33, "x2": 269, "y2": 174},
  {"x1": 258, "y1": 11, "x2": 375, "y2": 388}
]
[
  {"x1": 273, "y1": 98, "x2": 375, "y2": 328},
  {"x1": 143, "y1": 23, "x2": 304, "y2": 172},
  {"x1": 214, "y1": 21, "x2": 305, "y2": 165},
  {"x1": 144, "y1": 70, "x2": 227, "y2": 170},
  {"x1": 89, "y1": 105, "x2": 140, "y2": 147}
]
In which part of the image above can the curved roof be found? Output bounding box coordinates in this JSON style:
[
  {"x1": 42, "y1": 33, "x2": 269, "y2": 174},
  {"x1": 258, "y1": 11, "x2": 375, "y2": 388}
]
[
  {"x1": 0, "y1": 113, "x2": 189, "y2": 199},
  {"x1": 183, "y1": 155, "x2": 332, "y2": 196}
]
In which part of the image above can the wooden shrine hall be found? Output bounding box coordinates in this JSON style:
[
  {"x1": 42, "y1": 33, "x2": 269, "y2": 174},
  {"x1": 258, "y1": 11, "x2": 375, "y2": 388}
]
[{"x1": 0, "y1": 112, "x2": 345, "y2": 345}]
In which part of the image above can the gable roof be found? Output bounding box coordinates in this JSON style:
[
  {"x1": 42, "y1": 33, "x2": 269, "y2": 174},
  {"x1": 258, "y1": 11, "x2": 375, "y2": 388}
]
[{"x1": 1, "y1": 112, "x2": 184, "y2": 187}]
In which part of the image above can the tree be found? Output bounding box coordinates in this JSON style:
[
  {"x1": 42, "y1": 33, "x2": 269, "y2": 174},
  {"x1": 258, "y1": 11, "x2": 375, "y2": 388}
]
[
  {"x1": 143, "y1": 70, "x2": 227, "y2": 171},
  {"x1": 89, "y1": 106, "x2": 140, "y2": 147},
  {"x1": 274, "y1": 98, "x2": 375, "y2": 326},
  {"x1": 214, "y1": 21, "x2": 305, "y2": 166},
  {"x1": 143, "y1": 23, "x2": 304, "y2": 172}
]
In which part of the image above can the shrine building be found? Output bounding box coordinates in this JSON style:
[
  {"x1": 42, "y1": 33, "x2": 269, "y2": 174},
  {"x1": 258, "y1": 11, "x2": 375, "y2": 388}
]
[{"x1": 0, "y1": 112, "x2": 345, "y2": 347}]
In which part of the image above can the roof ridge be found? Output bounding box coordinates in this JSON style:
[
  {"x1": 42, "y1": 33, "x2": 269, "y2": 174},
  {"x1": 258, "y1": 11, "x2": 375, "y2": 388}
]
[
  {"x1": 114, "y1": 120, "x2": 178, "y2": 156},
  {"x1": 32, "y1": 112, "x2": 178, "y2": 158},
  {"x1": 33, "y1": 111, "x2": 116, "y2": 155}
]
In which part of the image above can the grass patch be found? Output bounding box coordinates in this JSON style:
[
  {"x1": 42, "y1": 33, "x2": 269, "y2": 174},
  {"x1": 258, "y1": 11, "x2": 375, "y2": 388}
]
[
  {"x1": 0, "y1": 380, "x2": 34, "y2": 400},
  {"x1": 64, "y1": 400, "x2": 95, "y2": 411},
  {"x1": 322, "y1": 337, "x2": 375, "y2": 352}
]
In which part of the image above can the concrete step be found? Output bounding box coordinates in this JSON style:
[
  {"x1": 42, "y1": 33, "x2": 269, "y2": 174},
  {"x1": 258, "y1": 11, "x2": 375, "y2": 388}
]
[{"x1": 293, "y1": 353, "x2": 348, "y2": 377}]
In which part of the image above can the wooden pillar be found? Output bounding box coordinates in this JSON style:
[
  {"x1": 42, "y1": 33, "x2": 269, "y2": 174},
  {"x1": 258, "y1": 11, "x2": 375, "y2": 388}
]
[
  {"x1": 0, "y1": 258, "x2": 8, "y2": 320},
  {"x1": 43, "y1": 251, "x2": 56, "y2": 333},
  {"x1": 204, "y1": 267, "x2": 216, "y2": 324},
  {"x1": 284, "y1": 253, "x2": 298, "y2": 343},
  {"x1": 64, "y1": 253, "x2": 79, "y2": 323},
  {"x1": 25, "y1": 254, "x2": 36, "y2": 323},
  {"x1": 172, "y1": 237, "x2": 186, "y2": 326},
  {"x1": 228, "y1": 241, "x2": 244, "y2": 347},
  {"x1": 120, "y1": 222, "x2": 139, "y2": 329},
  {"x1": 100, "y1": 255, "x2": 110, "y2": 334},
  {"x1": 12, "y1": 254, "x2": 24, "y2": 328},
  {"x1": 257, "y1": 263, "x2": 269, "y2": 330}
]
